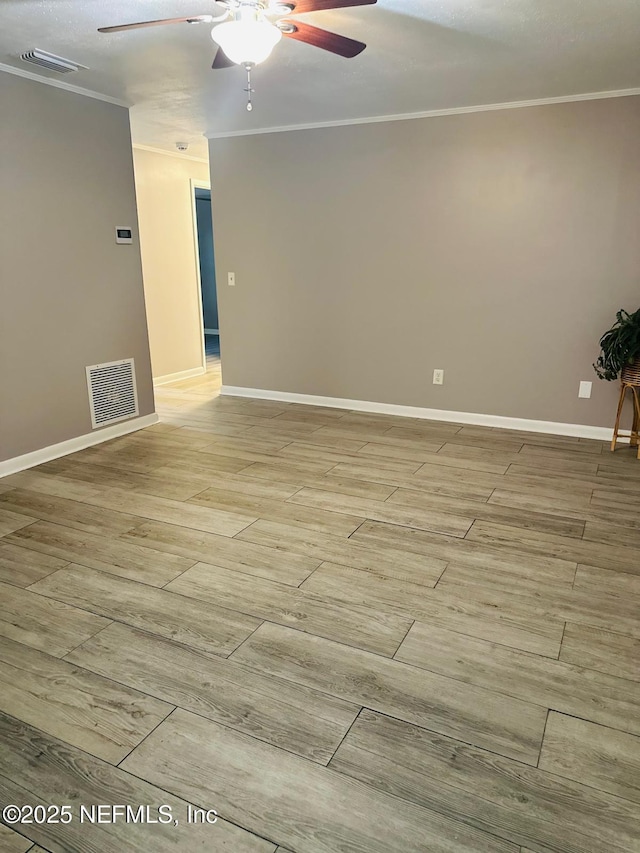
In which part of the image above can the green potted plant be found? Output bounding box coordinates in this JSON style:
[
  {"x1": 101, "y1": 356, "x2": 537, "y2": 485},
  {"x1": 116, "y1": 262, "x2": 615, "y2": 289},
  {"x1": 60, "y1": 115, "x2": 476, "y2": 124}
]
[{"x1": 594, "y1": 308, "x2": 640, "y2": 384}]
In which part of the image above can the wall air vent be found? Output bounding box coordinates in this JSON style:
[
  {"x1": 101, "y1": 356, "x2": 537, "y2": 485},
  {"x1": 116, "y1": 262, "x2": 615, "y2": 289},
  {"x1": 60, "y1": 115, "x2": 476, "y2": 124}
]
[
  {"x1": 19, "y1": 49, "x2": 88, "y2": 74},
  {"x1": 86, "y1": 359, "x2": 139, "y2": 429}
]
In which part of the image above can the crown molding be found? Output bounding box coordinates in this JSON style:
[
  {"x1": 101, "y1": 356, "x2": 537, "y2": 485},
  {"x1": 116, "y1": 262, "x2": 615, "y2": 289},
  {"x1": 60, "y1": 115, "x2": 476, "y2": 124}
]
[
  {"x1": 206, "y1": 87, "x2": 640, "y2": 139},
  {"x1": 0, "y1": 61, "x2": 129, "y2": 107},
  {"x1": 132, "y1": 143, "x2": 209, "y2": 164}
]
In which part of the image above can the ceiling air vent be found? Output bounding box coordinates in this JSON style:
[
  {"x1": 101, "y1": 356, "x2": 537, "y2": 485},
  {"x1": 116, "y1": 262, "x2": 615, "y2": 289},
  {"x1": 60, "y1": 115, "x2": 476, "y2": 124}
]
[
  {"x1": 20, "y1": 49, "x2": 88, "y2": 74},
  {"x1": 86, "y1": 359, "x2": 139, "y2": 429}
]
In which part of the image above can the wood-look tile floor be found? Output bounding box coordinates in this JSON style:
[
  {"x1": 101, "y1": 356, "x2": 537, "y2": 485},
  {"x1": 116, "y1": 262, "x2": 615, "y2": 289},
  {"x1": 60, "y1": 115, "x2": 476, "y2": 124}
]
[{"x1": 1, "y1": 371, "x2": 639, "y2": 852}]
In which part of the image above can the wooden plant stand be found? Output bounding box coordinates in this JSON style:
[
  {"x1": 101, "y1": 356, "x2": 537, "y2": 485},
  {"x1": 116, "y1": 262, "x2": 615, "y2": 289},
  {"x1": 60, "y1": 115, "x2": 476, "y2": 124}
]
[{"x1": 611, "y1": 359, "x2": 640, "y2": 459}]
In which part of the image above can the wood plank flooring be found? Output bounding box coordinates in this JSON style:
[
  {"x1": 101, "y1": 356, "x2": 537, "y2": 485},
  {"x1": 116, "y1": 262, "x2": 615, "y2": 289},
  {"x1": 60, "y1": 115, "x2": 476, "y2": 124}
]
[
  {"x1": 0, "y1": 822, "x2": 33, "y2": 853},
  {"x1": 0, "y1": 371, "x2": 638, "y2": 852}
]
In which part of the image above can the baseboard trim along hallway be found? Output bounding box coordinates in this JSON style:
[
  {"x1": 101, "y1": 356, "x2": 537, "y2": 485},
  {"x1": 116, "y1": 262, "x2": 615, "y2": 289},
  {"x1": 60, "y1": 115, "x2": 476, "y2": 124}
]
[{"x1": 154, "y1": 367, "x2": 206, "y2": 387}]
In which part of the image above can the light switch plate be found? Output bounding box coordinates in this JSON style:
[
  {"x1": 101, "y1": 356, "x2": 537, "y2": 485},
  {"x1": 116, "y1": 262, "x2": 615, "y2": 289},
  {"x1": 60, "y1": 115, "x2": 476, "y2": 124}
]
[
  {"x1": 228, "y1": 272, "x2": 235, "y2": 287},
  {"x1": 578, "y1": 380, "x2": 592, "y2": 399}
]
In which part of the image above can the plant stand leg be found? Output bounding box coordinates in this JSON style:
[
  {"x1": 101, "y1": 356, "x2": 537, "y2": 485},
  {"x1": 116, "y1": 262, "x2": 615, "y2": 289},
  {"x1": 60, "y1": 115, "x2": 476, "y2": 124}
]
[
  {"x1": 631, "y1": 387, "x2": 640, "y2": 459},
  {"x1": 610, "y1": 383, "x2": 626, "y2": 452}
]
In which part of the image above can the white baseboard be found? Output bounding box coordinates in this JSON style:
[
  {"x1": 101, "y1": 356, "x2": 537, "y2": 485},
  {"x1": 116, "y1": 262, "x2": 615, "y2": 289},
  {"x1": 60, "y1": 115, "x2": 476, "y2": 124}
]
[
  {"x1": 0, "y1": 413, "x2": 160, "y2": 478},
  {"x1": 154, "y1": 366, "x2": 206, "y2": 387},
  {"x1": 221, "y1": 385, "x2": 620, "y2": 442}
]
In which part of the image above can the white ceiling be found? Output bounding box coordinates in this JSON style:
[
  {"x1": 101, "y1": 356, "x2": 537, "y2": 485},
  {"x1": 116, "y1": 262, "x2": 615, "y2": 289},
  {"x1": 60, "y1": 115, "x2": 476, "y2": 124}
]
[{"x1": 1, "y1": 1, "x2": 640, "y2": 159}]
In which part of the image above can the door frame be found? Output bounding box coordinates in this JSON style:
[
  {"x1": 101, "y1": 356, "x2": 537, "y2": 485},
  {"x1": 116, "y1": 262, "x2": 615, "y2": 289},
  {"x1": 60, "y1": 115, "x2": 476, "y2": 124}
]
[{"x1": 189, "y1": 178, "x2": 213, "y2": 375}]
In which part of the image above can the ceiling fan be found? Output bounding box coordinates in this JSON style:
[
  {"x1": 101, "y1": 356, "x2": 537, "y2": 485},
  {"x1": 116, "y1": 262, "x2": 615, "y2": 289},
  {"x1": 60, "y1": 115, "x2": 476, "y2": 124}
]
[{"x1": 99, "y1": 0, "x2": 377, "y2": 110}]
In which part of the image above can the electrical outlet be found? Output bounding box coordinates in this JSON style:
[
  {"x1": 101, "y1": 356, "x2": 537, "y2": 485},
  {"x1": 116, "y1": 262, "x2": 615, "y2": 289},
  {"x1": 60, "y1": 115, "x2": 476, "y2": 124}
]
[
  {"x1": 227, "y1": 272, "x2": 235, "y2": 287},
  {"x1": 433, "y1": 369, "x2": 444, "y2": 385},
  {"x1": 578, "y1": 380, "x2": 592, "y2": 399}
]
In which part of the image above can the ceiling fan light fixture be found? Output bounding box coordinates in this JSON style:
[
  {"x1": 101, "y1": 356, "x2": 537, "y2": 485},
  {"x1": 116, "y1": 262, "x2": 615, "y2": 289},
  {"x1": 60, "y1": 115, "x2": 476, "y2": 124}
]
[
  {"x1": 212, "y1": 19, "x2": 282, "y2": 65},
  {"x1": 271, "y1": 2, "x2": 295, "y2": 14}
]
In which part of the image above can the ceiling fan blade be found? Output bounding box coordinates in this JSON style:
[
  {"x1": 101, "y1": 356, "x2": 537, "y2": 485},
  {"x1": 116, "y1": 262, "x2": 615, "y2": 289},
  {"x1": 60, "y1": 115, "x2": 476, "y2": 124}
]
[
  {"x1": 280, "y1": 21, "x2": 366, "y2": 57},
  {"x1": 212, "y1": 49, "x2": 236, "y2": 69},
  {"x1": 283, "y1": 0, "x2": 376, "y2": 14},
  {"x1": 98, "y1": 15, "x2": 212, "y2": 34}
]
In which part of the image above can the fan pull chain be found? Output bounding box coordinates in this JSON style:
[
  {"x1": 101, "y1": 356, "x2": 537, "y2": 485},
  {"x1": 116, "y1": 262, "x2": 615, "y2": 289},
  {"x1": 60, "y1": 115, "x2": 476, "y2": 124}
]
[{"x1": 243, "y1": 63, "x2": 255, "y2": 111}]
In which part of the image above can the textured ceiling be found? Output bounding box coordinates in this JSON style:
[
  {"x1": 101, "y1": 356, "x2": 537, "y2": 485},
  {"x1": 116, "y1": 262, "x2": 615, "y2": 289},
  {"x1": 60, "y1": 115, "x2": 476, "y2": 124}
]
[{"x1": 1, "y1": 1, "x2": 640, "y2": 159}]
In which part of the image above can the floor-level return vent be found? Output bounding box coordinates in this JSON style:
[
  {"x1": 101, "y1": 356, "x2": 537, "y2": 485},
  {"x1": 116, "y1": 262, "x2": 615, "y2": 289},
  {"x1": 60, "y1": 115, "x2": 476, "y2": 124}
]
[{"x1": 86, "y1": 359, "x2": 139, "y2": 428}]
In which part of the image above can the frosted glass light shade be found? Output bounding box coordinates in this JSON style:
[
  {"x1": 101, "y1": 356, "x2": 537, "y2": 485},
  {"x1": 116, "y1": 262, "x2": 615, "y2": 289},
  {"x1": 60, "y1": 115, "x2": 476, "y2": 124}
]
[{"x1": 212, "y1": 20, "x2": 282, "y2": 65}]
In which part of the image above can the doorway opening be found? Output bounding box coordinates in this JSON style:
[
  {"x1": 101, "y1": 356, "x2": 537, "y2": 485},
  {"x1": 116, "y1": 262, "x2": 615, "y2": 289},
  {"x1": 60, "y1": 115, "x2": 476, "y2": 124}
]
[{"x1": 192, "y1": 182, "x2": 221, "y2": 390}]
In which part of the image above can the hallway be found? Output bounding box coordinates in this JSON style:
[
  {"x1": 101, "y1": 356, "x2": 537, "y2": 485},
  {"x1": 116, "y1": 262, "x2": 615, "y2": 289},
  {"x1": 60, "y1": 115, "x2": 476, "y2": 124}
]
[{"x1": 154, "y1": 333, "x2": 222, "y2": 425}]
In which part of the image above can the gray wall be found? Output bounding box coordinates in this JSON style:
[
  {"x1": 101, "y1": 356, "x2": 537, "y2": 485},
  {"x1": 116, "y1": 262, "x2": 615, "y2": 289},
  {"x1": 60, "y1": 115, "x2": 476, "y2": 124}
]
[
  {"x1": 210, "y1": 95, "x2": 640, "y2": 429},
  {"x1": 0, "y1": 73, "x2": 154, "y2": 462}
]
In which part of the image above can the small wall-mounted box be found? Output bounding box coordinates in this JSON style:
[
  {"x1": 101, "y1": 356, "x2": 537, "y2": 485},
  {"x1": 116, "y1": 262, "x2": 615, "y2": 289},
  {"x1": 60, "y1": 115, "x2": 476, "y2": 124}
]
[
  {"x1": 115, "y1": 227, "x2": 133, "y2": 244},
  {"x1": 578, "y1": 380, "x2": 592, "y2": 399}
]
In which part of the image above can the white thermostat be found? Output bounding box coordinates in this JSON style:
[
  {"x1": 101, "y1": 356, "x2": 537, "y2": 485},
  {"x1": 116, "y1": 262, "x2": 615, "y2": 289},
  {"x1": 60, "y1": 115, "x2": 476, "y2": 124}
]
[{"x1": 115, "y1": 226, "x2": 133, "y2": 244}]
